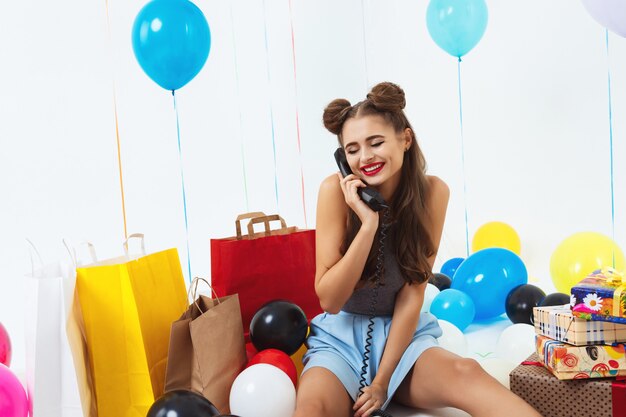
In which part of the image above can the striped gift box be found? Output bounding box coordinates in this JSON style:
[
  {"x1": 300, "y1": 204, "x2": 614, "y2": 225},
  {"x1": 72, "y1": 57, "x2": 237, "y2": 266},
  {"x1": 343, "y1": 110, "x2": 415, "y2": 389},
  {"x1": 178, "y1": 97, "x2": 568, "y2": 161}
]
[{"x1": 533, "y1": 305, "x2": 626, "y2": 346}]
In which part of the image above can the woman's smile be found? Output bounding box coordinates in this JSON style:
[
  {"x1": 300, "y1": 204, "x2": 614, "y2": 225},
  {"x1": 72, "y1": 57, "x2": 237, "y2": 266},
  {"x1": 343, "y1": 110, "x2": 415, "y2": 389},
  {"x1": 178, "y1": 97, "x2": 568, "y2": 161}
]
[{"x1": 360, "y1": 162, "x2": 385, "y2": 176}]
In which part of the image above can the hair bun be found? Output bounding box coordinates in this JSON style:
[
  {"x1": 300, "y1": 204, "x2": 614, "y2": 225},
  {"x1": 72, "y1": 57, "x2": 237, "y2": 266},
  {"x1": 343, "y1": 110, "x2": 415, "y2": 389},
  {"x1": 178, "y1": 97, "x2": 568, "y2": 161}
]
[
  {"x1": 367, "y1": 82, "x2": 406, "y2": 112},
  {"x1": 323, "y1": 98, "x2": 352, "y2": 135}
]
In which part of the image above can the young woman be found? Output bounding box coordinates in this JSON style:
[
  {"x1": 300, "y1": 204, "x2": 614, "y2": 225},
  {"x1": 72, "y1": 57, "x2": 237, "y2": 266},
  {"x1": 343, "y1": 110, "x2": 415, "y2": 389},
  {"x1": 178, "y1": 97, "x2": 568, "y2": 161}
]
[{"x1": 293, "y1": 82, "x2": 541, "y2": 417}]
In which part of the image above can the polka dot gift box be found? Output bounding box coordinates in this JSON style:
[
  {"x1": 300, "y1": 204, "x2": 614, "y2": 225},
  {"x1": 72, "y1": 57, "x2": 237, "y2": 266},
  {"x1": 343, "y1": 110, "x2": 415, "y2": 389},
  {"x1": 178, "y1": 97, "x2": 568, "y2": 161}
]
[{"x1": 510, "y1": 353, "x2": 626, "y2": 417}]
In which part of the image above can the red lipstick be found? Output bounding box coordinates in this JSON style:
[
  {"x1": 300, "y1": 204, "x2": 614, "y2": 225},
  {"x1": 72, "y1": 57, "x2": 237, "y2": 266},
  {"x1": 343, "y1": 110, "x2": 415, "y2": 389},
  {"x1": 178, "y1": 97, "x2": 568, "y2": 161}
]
[{"x1": 360, "y1": 162, "x2": 384, "y2": 177}]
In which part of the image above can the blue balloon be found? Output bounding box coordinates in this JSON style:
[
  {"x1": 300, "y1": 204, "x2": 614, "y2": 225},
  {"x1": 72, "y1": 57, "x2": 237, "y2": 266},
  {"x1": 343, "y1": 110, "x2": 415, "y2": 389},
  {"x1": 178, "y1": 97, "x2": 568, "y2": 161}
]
[
  {"x1": 426, "y1": 0, "x2": 488, "y2": 58},
  {"x1": 451, "y1": 248, "x2": 527, "y2": 320},
  {"x1": 441, "y1": 257, "x2": 464, "y2": 279},
  {"x1": 429, "y1": 289, "x2": 475, "y2": 332},
  {"x1": 132, "y1": 0, "x2": 211, "y2": 91}
]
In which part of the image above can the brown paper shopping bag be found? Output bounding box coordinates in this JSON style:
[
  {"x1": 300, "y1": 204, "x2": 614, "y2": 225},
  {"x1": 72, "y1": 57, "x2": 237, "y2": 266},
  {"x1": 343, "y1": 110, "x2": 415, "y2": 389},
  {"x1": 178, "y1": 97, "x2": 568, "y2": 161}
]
[{"x1": 165, "y1": 278, "x2": 247, "y2": 413}]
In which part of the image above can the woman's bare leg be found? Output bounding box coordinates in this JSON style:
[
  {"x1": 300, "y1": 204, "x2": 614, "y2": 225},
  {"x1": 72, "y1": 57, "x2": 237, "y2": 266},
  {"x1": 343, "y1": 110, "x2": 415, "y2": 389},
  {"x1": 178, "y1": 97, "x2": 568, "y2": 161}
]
[
  {"x1": 394, "y1": 347, "x2": 541, "y2": 417},
  {"x1": 293, "y1": 367, "x2": 353, "y2": 417}
]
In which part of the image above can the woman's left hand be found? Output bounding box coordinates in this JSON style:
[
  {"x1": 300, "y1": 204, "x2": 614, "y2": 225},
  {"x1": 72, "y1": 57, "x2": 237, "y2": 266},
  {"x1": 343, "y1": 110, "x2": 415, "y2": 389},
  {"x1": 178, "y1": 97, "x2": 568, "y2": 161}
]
[{"x1": 353, "y1": 382, "x2": 387, "y2": 417}]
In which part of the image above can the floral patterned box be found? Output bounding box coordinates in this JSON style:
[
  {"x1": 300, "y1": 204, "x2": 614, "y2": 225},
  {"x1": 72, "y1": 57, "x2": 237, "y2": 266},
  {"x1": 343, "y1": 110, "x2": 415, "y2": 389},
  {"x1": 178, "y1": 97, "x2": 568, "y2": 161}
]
[
  {"x1": 536, "y1": 334, "x2": 626, "y2": 380},
  {"x1": 571, "y1": 268, "x2": 626, "y2": 324},
  {"x1": 534, "y1": 304, "x2": 626, "y2": 346},
  {"x1": 510, "y1": 353, "x2": 626, "y2": 417}
]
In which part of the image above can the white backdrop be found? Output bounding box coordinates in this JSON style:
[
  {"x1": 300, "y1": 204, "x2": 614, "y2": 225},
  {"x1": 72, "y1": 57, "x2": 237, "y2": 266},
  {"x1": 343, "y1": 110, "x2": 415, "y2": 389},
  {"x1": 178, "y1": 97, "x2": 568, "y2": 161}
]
[{"x1": 1, "y1": 0, "x2": 626, "y2": 373}]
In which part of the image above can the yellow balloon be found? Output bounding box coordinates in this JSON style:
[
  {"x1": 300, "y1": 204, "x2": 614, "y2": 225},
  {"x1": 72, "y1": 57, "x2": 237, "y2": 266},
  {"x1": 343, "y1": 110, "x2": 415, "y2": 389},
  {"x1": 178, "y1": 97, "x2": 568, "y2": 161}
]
[
  {"x1": 472, "y1": 221, "x2": 521, "y2": 255},
  {"x1": 290, "y1": 327, "x2": 310, "y2": 385},
  {"x1": 550, "y1": 232, "x2": 625, "y2": 294}
]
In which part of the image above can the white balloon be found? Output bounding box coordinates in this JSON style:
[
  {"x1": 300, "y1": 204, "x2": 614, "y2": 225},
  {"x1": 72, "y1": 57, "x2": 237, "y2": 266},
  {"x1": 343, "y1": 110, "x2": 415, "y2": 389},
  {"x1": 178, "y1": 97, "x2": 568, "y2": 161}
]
[
  {"x1": 230, "y1": 363, "x2": 296, "y2": 417},
  {"x1": 421, "y1": 283, "x2": 440, "y2": 313},
  {"x1": 495, "y1": 323, "x2": 536, "y2": 364},
  {"x1": 436, "y1": 319, "x2": 467, "y2": 357},
  {"x1": 478, "y1": 358, "x2": 517, "y2": 389}
]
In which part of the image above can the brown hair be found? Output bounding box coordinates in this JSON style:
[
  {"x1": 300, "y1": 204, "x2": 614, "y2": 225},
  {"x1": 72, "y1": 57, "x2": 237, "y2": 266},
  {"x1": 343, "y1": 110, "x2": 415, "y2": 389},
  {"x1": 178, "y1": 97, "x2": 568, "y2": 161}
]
[{"x1": 323, "y1": 82, "x2": 434, "y2": 285}]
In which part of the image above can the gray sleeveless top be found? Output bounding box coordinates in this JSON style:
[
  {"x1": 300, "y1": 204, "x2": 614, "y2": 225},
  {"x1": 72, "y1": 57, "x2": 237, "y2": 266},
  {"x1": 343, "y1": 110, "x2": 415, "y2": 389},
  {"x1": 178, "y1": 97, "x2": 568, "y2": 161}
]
[{"x1": 341, "y1": 224, "x2": 405, "y2": 316}]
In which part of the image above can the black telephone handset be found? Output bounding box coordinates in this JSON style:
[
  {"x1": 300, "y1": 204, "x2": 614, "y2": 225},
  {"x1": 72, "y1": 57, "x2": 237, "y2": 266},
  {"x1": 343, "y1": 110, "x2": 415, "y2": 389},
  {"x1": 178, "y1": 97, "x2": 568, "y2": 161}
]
[{"x1": 334, "y1": 148, "x2": 388, "y2": 212}]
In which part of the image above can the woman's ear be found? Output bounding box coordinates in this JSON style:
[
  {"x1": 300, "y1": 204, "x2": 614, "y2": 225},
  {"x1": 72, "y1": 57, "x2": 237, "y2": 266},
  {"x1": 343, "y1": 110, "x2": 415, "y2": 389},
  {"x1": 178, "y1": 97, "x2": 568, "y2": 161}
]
[{"x1": 404, "y1": 128, "x2": 412, "y2": 150}]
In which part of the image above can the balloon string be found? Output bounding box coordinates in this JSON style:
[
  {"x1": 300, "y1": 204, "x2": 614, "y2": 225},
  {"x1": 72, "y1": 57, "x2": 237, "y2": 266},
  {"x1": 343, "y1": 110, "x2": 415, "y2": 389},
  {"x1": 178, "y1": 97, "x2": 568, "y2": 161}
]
[
  {"x1": 605, "y1": 30, "x2": 616, "y2": 268},
  {"x1": 229, "y1": 1, "x2": 249, "y2": 211},
  {"x1": 457, "y1": 58, "x2": 470, "y2": 257},
  {"x1": 172, "y1": 91, "x2": 192, "y2": 284},
  {"x1": 361, "y1": 0, "x2": 369, "y2": 88},
  {"x1": 262, "y1": 0, "x2": 280, "y2": 212},
  {"x1": 288, "y1": 0, "x2": 308, "y2": 228},
  {"x1": 104, "y1": 0, "x2": 128, "y2": 240}
]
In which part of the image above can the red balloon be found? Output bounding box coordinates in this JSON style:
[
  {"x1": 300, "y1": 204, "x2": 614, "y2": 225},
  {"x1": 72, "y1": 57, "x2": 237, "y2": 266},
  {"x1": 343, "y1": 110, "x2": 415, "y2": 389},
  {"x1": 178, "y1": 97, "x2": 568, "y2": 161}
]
[
  {"x1": 245, "y1": 342, "x2": 258, "y2": 362},
  {"x1": 0, "y1": 323, "x2": 11, "y2": 367},
  {"x1": 246, "y1": 349, "x2": 298, "y2": 387}
]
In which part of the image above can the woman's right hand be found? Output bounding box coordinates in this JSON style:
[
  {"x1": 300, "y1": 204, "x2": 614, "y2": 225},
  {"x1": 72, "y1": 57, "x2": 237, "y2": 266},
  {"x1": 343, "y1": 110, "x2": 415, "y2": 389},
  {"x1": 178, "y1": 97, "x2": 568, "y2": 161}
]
[{"x1": 337, "y1": 172, "x2": 379, "y2": 228}]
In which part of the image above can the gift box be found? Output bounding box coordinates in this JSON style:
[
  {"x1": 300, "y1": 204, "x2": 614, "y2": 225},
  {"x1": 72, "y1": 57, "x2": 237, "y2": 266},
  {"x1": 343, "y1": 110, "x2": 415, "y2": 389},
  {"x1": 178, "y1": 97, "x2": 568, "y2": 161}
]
[
  {"x1": 510, "y1": 353, "x2": 626, "y2": 417},
  {"x1": 571, "y1": 268, "x2": 626, "y2": 324},
  {"x1": 536, "y1": 334, "x2": 626, "y2": 380},
  {"x1": 534, "y1": 304, "x2": 626, "y2": 346}
]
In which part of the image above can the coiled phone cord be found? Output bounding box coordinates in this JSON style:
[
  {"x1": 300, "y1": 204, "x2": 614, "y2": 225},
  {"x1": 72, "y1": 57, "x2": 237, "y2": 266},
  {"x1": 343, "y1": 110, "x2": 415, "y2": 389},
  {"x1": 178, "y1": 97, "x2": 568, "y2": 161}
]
[{"x1": 358, "y1": 209, "x2": 394, "y2": 417}]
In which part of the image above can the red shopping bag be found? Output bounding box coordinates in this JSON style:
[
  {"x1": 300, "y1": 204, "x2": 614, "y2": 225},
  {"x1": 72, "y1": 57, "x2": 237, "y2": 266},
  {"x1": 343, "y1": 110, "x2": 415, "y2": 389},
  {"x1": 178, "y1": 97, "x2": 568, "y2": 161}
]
[{"x1": 211, "y1": 213, "x2": 322, "y2": 336}]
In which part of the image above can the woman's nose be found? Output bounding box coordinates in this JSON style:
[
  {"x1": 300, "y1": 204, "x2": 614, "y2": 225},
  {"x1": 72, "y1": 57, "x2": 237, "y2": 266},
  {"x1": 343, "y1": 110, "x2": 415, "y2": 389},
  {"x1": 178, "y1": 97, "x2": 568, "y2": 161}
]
[{"x1": 360, "y1": 150, "x2": 374, "y2": 163}]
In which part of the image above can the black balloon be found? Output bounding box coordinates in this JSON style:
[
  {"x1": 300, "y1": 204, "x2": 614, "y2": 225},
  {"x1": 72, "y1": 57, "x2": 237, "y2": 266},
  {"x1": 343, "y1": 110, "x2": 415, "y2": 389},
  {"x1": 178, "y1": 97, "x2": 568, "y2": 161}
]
[
  {"x1": 505, "y1": 284, "x2": 546, "y2": 325},
  {"x1": 429, "y1": 273, "x2": 452, "y2": 291},
  {"x1": 147, "y1": 390, "x2": 220, "y2": 417},
  {"x1": 250, "y1": 300, "x2": 308, "y2": 355},
  {"x1": 539, "y1": 292, "x2": 570, "y2": 307}
]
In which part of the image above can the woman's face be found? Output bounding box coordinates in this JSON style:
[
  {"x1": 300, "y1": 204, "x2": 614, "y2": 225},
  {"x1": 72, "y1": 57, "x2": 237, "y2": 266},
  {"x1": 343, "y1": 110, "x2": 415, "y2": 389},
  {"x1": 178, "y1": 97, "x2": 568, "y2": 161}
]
[{"x1": 341, "y1": 114, "x2": 411, "y2": 197}]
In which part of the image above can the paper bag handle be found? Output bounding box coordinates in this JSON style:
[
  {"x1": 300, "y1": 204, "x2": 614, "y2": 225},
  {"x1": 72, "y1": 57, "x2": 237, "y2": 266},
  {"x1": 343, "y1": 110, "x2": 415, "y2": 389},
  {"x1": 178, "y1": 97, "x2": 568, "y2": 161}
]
[
  {"x1": 235, "y1": 212, "x2": 267, "y2": 240},
  {"x1": 247, "y1": 214, "x2": 288, "y2": 237},
  {"x1": 62, "y1": 239, "x2": 98, "y2": 267},
  {"x1": 26, "y1": 238, "x2": 44, "y2": 275},
  {"x1": 189, "y1": 277, "x2": 221, "y2": 314},
  {"x1": 123, "y1": 233, "x2": 146, "y2": 258}
]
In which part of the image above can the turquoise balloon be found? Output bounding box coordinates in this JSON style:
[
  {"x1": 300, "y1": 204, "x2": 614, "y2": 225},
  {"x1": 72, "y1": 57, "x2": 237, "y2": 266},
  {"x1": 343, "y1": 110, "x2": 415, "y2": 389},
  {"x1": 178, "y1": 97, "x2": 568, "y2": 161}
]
[
  {"x1": 426, "y1": 0, "x2": 488, "y2": 58},
  {"x1": 451, "y1": 248, "x2": 527, "y2": 320},
  {"x1": 429, "y1": 289, "x2": 475, "y2": 332},
  {"x1": 132, "y1": 0, "x2": 211, "y2": 91}
]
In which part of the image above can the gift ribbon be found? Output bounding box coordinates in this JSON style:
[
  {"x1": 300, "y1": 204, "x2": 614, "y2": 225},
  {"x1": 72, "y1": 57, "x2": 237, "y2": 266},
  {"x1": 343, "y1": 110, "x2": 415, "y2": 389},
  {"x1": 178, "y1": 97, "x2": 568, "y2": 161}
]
[
  {"x1": 261, "y1": 0, "x2": 280, "y2": 211},
  {"x1": 602, "y1": 267, "x2": 626, "y2": 317},
  {"x1": 288, "y1": 0, "x2": 308, "y2": 228},
  {"x1": 605, "y1": 30, "x2": 616, "y2": 250},
  {"x1": 521, "y1": 361, "x2": 543, "y2": 367},
  {"x1": 612, "y1": 379, "x2": 626, "y2": 417},
  {"x1": 229, "y1": 1, "x2": 250, "y2": 211}
]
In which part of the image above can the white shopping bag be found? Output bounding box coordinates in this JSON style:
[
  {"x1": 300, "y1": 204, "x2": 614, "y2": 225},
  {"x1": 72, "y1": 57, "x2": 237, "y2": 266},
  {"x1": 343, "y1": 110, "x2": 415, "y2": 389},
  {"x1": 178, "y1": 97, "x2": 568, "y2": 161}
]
[{"x1": 24, "y1": 242, "x2": 92, "y2": 417}]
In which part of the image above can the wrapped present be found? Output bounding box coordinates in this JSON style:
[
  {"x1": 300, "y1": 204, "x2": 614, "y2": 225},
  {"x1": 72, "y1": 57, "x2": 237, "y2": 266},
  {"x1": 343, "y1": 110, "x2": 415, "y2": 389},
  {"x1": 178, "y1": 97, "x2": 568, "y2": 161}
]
[
  {"x1": 536, "y1": 334, "x2": 626, "y2": 380},
  {"x1": 571, "y1": 268, "x2": 626, "y2": 324},
  {"x1": 510, "y1": 353, "x2": 626, "y2": 417},
  {"x1": 534, "y1": 304, "x2": 626, "y2": 346}
]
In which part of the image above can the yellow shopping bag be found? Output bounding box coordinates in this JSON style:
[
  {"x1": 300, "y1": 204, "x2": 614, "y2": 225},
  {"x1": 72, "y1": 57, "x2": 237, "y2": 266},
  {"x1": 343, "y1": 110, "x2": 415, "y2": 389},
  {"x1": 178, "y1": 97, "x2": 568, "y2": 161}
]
[{"x1": 75, "y1": 234, "x2": 187, "y2": 417}]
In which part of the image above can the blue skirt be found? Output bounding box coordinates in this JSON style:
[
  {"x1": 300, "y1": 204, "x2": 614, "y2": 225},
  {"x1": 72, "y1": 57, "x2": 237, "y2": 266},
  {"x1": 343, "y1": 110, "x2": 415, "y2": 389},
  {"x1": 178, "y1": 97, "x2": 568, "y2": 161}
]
[{"x1": 302, "y1": 311, "x2": 442, "y2": 409}]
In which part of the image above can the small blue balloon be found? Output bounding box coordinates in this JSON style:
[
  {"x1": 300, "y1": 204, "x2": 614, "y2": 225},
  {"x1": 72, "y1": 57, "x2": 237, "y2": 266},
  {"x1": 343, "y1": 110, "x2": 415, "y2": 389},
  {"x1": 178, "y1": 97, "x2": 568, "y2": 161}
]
[
  {"x1": 426, "y1": 0, "x2": 488, "y2": 58},
  {"x1": 132, "y1": 0, "x2": 211, "y2": 91},
  {"x1": 451, "y1": 248, "x2": 528, "y2": 320},
  {"x1": 441, "y1": 257, "x2": 464, "y2": 279},
  {"x1": 430, "y1": 289, "x2": 475, "y2": 331}
]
